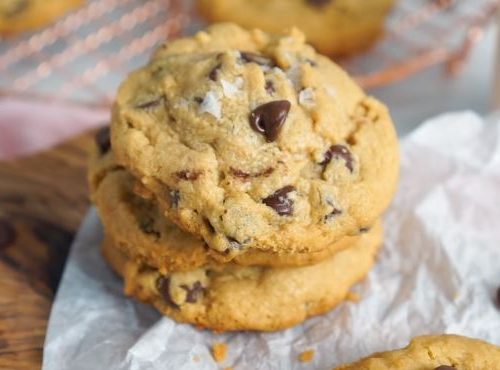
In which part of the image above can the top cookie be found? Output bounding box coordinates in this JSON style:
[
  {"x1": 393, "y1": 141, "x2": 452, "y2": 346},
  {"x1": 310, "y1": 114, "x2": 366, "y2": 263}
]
[
  {"x1": 111, "y1": 23, "x2": 399, "y2": 257},
  {"x1": 336, "y1": 335, "x2": 500, "y2": 370},
  {"x1": 198, "y1": 0, "x2": 396, "y2": 56}
]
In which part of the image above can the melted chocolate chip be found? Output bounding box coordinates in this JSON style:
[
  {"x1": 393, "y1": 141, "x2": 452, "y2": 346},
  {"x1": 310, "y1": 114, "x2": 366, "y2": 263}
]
[
  {"x1": 434, "y1": 366, "x2": 455, "y2": 370},
  {"x1": 134, "y1": 95, "x2": 165, "y2": 110},
  {"x1": 169, "y1": 189, "x2": 180, "y2": 208},
  {"x1": 250, "y1": 100, "x2": 291, "y2": 142},
  {"x1": 320, "y1": 145, "x2": 354, "y2": 172},
  {"x1": 265, "y1": 80, "x2": 275, "y2": 95},
  {"x1": 306, "y1": 0, "x2": 332, "y2": 6},
  {"x1": 175, "y1": 170, "x2": 202, "y2": 181},
  {"x1": 95, "y1": 126, "x2": 111, "y2": 155},
  {"x1": 209, "y1": 62, "x2": 222, "y2": 81},
  {"x1": 324, "y1": 208, "x2": 342, "y2": 223},
  {"x1": 229, "y1": 167, "x2": 274, "y2": 180},
  {"x1": 263, "y1": 185, "x2": 295, "y2": 216},
  {"x1": 240, "y1": 52, "x2": 275, "y2": 67},
  {"x1": 180, "y1": 281, "x2": 205, "y2": 303},
  {"x1": 0, "y1": 219, "x2": 16, "y2": 250},
  {"x1": 156, "y1": 276, "x2": 179, "y2": 309}
]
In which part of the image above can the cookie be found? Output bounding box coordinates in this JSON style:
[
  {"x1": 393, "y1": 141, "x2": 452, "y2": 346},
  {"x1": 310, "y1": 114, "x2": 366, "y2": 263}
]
[
  {"x1": 0, "y1": 0, "x2": 83, "y2": 36},
  {"x1": 101, "y1": 221, "x2": 383, "y2": 332},
  {"x1": 197, "y1": 0, "x2": 395, "y2": 56},
  {"x1": 336, "y1": 335, "x2": 500, "y2": 370},
  {"x1": 88, "y1": 140, "x2": 378, "y2": 271},
  {"x1": 110, "y1": 23, "x2": 399, "y2": 258}
]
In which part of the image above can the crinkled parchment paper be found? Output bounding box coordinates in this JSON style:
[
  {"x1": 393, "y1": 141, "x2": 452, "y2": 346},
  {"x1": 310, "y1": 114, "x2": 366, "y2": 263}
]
[{"x1": 43, "y1": 111, "x2": 500, "y2": 370}]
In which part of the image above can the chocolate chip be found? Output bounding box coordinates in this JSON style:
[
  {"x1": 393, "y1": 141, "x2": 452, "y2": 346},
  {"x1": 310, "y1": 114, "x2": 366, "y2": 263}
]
[
  {"x1": 240, "y1": 52, "x2": 276, "y2": 67},
  {"x1": 263, "y1": 185, "x2": 295, "y2": 216},
  {"x1": 134, "y1": 95, "x2": 165, "y2": 110},
  {"x1": 209, "y1": 62, "x2": 222, "y2": 81},
  {"x1": 434, "y1": 366, "x2": 455, "y2": 370},
  {"x1": 306, "y1": 0, "x2": 332, "y2": 7},
  {"x1": 169, "y1": 189, "x2": 180, "y2": 208},
  {"x1": 324, "y1": 208, "x2": 342, "y2": 223},
  {"x1": 359, "y1": 227, "x2": 370, "y2": 234},
  {"x1": 0, "y1": 219, "x2": 16, "y2": 250},
  {"x1": 181, "y1": 281, "x2": 205, "y2": 303},
  {"x1": 175, "y1": 170, "x2": 202, "y2": 181},
  {"x1": 229, "y1": 167, "x2": 274, "y2": 180},
  {"x1": 95, "y1": 126, "x2": 111, "y2": 155},
  {"x1": 250, "y1": 100, "x2": 291, "y2": 142},
  {"x1": 320, "y1": 145, "x2": 354, "y2": 172},
  {"x1": 265, "y1": 80, "x2": 275, "y2": 95},
  {"x1": 194, "y1": 96, "x2": 203, "y2": 104},
  {"x1": 156, "y1": 276, "x2": 179, "y2": 309}
]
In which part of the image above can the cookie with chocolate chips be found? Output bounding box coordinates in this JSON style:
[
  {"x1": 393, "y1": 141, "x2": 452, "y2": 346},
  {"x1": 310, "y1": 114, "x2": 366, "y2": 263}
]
[
  {"x1": 0, "y1": 0, "x2": 83, "y2": 36},
  {"x1": 111, "y1": 23, "x2": 399, "y2": 258},
  {"x1": 197, "y1": 0, "x2": 396, "y2": 56},
  {"x1": 335, "y1": 335, "x2": 500, "y2": 370},
  {"x1": 88, "y1": 145, "x2": 381, "y2": 270},
  {"x1": 101, "y1": 219, "x2": 383, "y2": 331}
]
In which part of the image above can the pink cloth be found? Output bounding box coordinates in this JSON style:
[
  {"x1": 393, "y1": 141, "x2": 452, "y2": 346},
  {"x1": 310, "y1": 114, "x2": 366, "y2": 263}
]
[{"x1": 0, "y1": 98, "x2": 109, "y2": 160}]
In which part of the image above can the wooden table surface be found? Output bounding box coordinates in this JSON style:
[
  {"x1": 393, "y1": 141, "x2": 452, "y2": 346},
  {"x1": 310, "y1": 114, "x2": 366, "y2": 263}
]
[{"x1": 0, "y1": 132, "x2": 94, "y2": 370}]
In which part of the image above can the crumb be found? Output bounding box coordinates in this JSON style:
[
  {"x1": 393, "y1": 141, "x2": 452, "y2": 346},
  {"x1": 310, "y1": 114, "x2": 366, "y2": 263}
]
[
  {"x1": 346, "y1": 291, "x2": 361, "y2": 302},
  {"x1": 192, "y1": 355, "x2": 200, "y2": 363},
  {"x1": 299, "y1": 349, "x2": 315, "y2": 362},
  {"x1": 212, "y1": 342, "x2": 228, "y2": 363},
  {"x1": 223, "y1": 367, "x2": 234, "y2": 370}
]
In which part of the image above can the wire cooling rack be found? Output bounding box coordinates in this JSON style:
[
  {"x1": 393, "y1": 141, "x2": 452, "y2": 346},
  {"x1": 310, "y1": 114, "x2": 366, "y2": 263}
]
[{"x1": 0, "y1": 0, "x2": 499, "y2": 107}]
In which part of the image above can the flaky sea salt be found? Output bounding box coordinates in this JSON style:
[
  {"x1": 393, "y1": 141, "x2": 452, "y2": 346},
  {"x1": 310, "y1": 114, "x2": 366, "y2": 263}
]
[
  {"x1": 286, "y1": 64, "x2": 302, "y2": 90},
  {"x1": 299, "y1": 88, "x2": 315, "y2": 107},
  {"x1": 199, "y1": 91, "x2": 222, "y2": 119},
  {"x1": 221, "y1": 77, "x2": 243, "y2": 98}
]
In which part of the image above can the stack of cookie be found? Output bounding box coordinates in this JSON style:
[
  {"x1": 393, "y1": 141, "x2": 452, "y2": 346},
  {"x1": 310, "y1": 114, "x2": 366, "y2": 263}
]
[{"x1": 88, "y1": 23, "x2": 399, "y2": 332}]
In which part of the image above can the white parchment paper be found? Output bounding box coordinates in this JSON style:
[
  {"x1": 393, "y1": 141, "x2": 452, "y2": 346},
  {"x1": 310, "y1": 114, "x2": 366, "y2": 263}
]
[{"x1": 43, "y1": 111, "x2": 500, "y2": 370}]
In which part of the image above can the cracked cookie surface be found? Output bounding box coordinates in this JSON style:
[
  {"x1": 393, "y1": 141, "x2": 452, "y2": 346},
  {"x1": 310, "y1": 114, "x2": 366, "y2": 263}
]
[
  {"x1": 197, "y1": 0, "x2": 396, "y2": 56},
  {"x1": 111, "y1": 23, "x2": 399, "y2": 258},
  {"x1": 88, "y1": 144, "x2": 378, "y2": 270},
  {"x1": 0, "y1": 0, "x2": 83, "y2": 35},
  {"x1": 336, "y1": 335, "x2": 500, "y2": 370},
  {"x1": 101, "y1": 220, "x2": 382, "y2": 332}
]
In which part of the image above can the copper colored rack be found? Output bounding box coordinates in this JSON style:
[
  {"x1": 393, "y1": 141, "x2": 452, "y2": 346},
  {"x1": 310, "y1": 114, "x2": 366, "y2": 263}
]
[{"x1": 0, "y1": 0, "x2": 499, "y2": 107}]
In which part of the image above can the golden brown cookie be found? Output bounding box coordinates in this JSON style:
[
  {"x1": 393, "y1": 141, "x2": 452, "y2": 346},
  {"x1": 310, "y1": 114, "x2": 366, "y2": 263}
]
[
  {"x1": 88, "y1": 139, "x2": 379, "y2": 271},
  {"x1": 197, "y1": 0, "x2": 396, "y2": 56},
  {"x1": 101, "y1": 221, "x2": 383, "y2": 332},
  {"x1": 110, "y1": 23, "x2": 399, "y2": 259},
  {"x1": 0, "y1": 0, "x2": 83, "y2": 36},
  {"x1": 335, "y1": 335, "x2": 500, "y2": 370}
]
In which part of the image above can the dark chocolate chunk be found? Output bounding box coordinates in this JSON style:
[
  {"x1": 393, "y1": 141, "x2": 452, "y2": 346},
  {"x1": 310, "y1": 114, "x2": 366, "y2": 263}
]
[
  {"x1": 249, "y1": 100, "x2": 291, "y2": 142},
  {"x1": 194, "y1": 96, "x2": 203, "y2": 104},
  {"x1": 181, "y1": 281, "x2": 205, "y2": 303},
  {"x1": 95, "y1": 126, "x2": 111, "y2": 155},
  {"x1": 240, "y1": 52, "x2": 275, "y2": 67},
  {"x1": 0, "y1": 219, "x2": 16, "y2": 250},
  {"x1": 265, "y1": 80, "x2": 275, "y2": 95},
  {"x1": 169, "y1": 189, "x2": 180, "y2": 208},
  {"x1": 306, "y1": 0, "x2": 332, "y2": 6},
  {"x1": 134, "y1": 95, "x2": 165, "y2": 110},
  {"x1": 175, "y1": 170, "x2": 202, "y2": 181},
  {"x1": 324, "y1": 208, "x2": 342, "y2": 222},
  {"x1": 156, "y1": 276, "x2": 179, "y2": 309},
  {"x1": 434, "y1": 366, "x2": 455, "y2": 370},
  {"x1": 209, "y1": 62, "x2": 222, "y2": 81},
  {"x1": 263, "y1": 185, "x2": 295, "y2": 216},
  {"x1": 320, "y1": 144, "x2": 354, "y2": 172}
]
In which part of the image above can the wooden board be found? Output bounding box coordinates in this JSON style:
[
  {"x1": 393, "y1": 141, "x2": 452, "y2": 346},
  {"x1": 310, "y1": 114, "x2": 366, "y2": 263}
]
[{"x1": 0, "y1": 132, "x2": 94, "y2": 370}]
